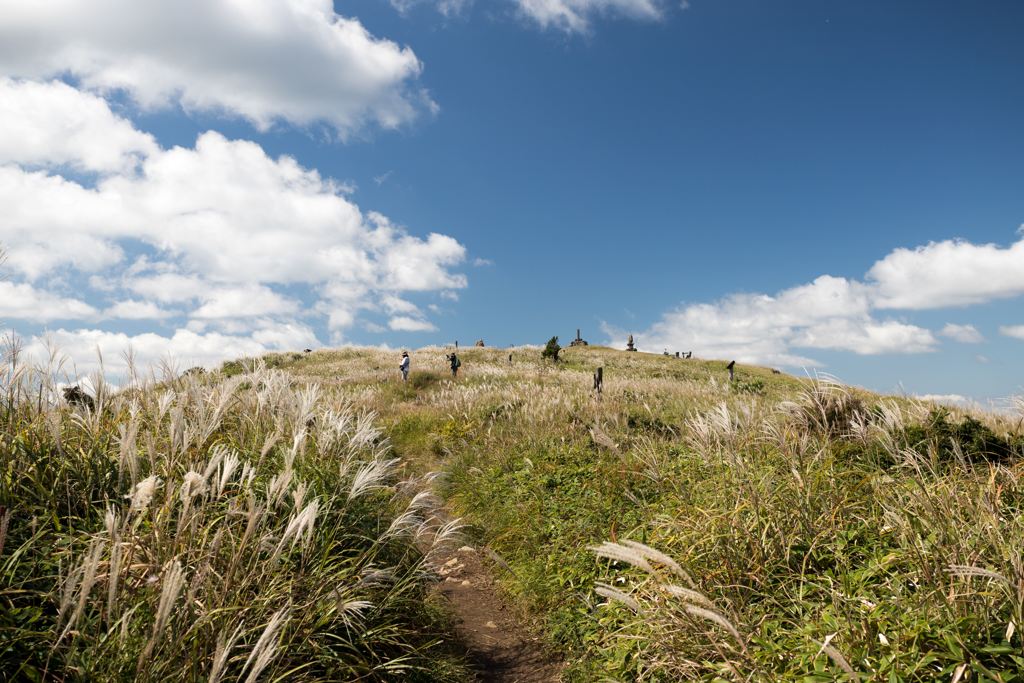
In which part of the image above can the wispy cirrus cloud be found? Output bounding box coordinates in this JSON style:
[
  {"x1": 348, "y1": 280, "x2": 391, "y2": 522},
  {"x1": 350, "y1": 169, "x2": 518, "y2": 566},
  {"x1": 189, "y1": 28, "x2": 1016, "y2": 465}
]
[
  {"x1": 389, "y1": 0, "x2": 473, "y2": 17},
  {"x1": 940, "y1": 323, "x2": 984, "y2": 344},
  {"x1": 515, "y1": 0, "x2": 668, "y2": 32},
  {"x1": 1000, "y1": 325, "x2": 1024, "y2": 341},
  {"x1": 390, "y1": 0, "x2": 674, "y2": 33},
  {"x1": 388, "y1": 316, "x2": 438, "y2": 332}
]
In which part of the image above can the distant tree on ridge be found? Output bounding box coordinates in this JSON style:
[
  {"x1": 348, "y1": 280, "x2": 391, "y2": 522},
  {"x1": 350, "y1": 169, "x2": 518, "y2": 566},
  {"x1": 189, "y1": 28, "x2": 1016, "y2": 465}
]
[{"x1": 542, "y1": 336, "x2": 561, "y2": 363}]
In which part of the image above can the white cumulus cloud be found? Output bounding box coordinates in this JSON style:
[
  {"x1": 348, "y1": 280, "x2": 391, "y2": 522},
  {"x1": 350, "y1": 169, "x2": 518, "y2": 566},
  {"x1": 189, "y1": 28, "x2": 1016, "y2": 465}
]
[
  {"x1": 868, "y1": 235, "x2": 1024, "y2": 309},
  {"x1": 20, "y1": 327, "x2": 285, "y2": 378},
  {"x1": 191, "y1": 286, "x2": 300, "y2": 320},
  {"x1": 610, "y1": 275, "x2": 936, "y2": 368},
  {"x1": 0, "y1": 78, "x2": 158, "y2": 173},
  {"x1": 0, "y1": 80, "x2": 466, "y2": 360},
  {"x1": 0, "y1": 281, "x2": 97, "y2": 322},
  {"x1": 0, "y1": 0, "x2": 432, "y2": 136},
  {"x1": 103, "y1": 300, "x2": 175, "y2": 320},
  {"x1": 620, "y1": 230, "x2": 1024, "y2": 368}
]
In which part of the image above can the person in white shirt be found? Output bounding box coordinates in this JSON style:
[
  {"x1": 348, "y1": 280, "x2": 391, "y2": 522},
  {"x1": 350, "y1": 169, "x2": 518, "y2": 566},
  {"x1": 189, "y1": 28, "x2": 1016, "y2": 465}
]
[{"x1": 400, "y1": 351, "x2": 410, "y2": 382}]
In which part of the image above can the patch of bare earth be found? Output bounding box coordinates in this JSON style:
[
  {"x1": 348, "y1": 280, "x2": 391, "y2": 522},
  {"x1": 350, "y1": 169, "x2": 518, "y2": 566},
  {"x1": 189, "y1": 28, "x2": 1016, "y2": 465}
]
[{"x1": 427, "y1": 511, "x2": 563, "y2": 683}]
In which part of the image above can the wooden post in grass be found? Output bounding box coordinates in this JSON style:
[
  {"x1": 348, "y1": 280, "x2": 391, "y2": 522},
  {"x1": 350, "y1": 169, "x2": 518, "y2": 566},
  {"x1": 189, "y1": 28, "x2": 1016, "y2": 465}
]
[{"x1": 593, "y1": 367, "x2": 603, "y2": 396}]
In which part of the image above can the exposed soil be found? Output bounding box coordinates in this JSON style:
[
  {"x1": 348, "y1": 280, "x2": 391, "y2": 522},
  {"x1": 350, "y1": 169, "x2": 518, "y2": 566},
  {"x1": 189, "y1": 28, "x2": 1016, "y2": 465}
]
[{"x1": 425, "y1": 509, "x2": 564, "y2": 683}]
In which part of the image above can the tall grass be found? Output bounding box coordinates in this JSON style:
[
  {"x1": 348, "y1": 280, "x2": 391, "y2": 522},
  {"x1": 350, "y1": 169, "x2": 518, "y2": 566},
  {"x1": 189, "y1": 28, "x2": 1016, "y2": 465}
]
[
  {"x1": 583, "y1": 380, "x2": 1024, "y2": 681},
  {"x1": 189, "y1": 344, "x2": 1024, "y2": 681},
  {"x1": 0, "y1": 340, "x2": 468, "y2": 681}
]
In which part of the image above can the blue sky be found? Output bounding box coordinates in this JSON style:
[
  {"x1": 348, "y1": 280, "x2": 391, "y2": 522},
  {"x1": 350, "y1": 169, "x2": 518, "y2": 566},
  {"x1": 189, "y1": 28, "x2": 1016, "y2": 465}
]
[{"x1": 1, "y1": 0, "x2": 1022, "y2": 405}]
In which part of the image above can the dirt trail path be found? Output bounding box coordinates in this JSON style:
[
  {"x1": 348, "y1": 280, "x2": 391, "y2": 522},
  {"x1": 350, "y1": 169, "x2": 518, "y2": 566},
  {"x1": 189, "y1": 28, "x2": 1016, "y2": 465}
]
[{"x1": 424, "y1": 507, "x2": 564, "y2": 683}]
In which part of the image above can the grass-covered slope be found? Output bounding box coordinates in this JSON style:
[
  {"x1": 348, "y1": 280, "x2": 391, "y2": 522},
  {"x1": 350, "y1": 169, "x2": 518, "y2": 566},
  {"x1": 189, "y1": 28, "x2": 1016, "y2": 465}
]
[
  {"x1": 5, "y1": 343, "x2": 1022, "y2": 682},
  {"x1": 280, "y1": 345, "x2": 1024, "y2": 682},
  {"x1": 0, "y1": 356, "x2": 469, "y2": 682}
]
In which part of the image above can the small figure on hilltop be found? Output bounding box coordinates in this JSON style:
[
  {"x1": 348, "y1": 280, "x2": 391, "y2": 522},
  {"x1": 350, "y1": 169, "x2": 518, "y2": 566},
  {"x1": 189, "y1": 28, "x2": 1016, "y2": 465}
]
[
  {"x1": 726, "y1": 360, "x2": 736, "y2": 382},
  {"x1": 447, "y1": 352, "x2": 461, "y2": 378},
  {"x1": 626, "y1": 334, "x2": 637, "y2": 352},
  {"x1": 542, "y1": 336, "x2": 561, "y2": 363},
  {"x1": 475, "y1": 339, "x2": 485, "y2": 347},
  {"x1": 399, "y1": 351, "x2": 410, "y2": 382}
]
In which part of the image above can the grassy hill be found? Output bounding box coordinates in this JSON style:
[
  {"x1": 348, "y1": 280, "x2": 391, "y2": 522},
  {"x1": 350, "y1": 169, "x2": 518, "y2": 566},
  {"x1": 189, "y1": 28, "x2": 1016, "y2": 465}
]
[
  {"x1": 3, "y1": 343, "x2": 1022, "y2": 681},
  {"x1": 276, "y1": 344, "x2": 1023, "y2": 682}
]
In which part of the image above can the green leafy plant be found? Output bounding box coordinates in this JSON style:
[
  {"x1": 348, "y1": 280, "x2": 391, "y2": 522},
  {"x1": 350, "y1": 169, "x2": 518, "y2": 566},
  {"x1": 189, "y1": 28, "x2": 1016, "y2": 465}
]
[{"x1": 541, "y1": 336, "x2": 561, "y2": 363}]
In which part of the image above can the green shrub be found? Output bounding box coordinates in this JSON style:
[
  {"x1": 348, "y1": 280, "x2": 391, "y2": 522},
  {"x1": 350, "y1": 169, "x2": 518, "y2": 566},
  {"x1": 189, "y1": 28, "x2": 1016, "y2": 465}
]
[
  {"x1": 220, "y1": 359, "x2": 246, "y2": 377},
  {"x1": 903, "y1": 407, "x2": 1023, "y2": 464},
  {"x1": 732, "y1": 376, "x2": 766, "y2": 395},
  {"x1": 541, "y1": 336, "x2": 561, "y2": 362}
]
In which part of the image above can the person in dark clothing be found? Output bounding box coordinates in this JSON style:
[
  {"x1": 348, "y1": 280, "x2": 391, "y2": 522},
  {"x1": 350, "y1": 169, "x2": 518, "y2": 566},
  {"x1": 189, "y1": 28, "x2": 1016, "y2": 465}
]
[
  {"x1": 447, "y1": 352, "x2": 461, "y2": 378},
  {"x1": 726, "y1": 360, "x2": 736, "y2": 382}
]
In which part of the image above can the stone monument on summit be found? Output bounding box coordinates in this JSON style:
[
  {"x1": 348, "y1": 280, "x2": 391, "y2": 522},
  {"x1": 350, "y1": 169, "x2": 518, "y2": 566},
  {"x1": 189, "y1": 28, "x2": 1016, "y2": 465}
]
[
  {"x1": 626, "y1": 334, "x2": 637, "y2": 352},
  {"x1": 570, "y1": 328, "x2": 588, "y2": 347}
]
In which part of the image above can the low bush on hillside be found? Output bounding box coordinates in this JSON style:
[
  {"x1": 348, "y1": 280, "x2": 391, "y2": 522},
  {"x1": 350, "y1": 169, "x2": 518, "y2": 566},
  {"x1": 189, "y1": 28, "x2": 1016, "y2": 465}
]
[{"x1": 901, "y1": 407, "x2": 1024, "y2": 465}]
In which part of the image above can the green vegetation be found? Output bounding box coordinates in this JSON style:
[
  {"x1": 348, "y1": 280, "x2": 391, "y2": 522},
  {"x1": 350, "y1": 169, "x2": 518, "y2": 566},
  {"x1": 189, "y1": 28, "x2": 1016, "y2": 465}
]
[
  {"x1": 0, "y1": 349, "x2": 469, "y2": 681},
  {"x1": 281, "y1": 346, "x2": 1024, "y2": 682},
  {"x1": 5, "y1": 342, "x2": 1023, "y2": 681},
  {"x1": 542, "y1": 336, "x2": 561, "y2": 363}
]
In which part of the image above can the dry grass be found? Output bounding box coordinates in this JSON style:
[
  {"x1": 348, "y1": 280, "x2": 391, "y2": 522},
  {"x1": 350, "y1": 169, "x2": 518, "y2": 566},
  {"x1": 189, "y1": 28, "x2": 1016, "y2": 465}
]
[
  {"x1": 9, "y1": 339, "x2": 1022, "y2": 681},
  {"x1": 280, "y1": 344, "x2": 1024, "y2": 681},
  {"x1": 0, "y1": 342, "x2": 469, "y2": 681}
]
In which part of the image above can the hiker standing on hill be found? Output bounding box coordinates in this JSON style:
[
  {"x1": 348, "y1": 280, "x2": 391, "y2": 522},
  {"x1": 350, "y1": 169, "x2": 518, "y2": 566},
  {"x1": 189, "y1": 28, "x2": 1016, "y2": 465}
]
[
  {"x1": 726, "y1": 360, "x2": 736, "y2": 382},
  {"x1": 399, "y1": 351, "x2": 410, "y2": 382},
  {"x1": 447, "y1": 352, "x2": 461, "y2": 378}
]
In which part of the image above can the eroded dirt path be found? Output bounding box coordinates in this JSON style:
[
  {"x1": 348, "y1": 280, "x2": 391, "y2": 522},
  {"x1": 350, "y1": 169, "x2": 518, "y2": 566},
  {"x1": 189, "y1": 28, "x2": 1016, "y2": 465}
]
[{"x1": 425, "y1": 508, "x2": 564, "y2": 683}]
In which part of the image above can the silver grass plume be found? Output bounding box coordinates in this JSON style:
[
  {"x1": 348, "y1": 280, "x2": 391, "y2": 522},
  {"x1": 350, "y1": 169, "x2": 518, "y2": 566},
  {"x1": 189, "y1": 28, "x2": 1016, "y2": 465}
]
[
  {"x1": 58, "y1": 535, "x2": 105, "y2": 641},
  {"x1": 348, "y1": 458, "x2": 400, "y2": 501},
  {"x1": 242, "y1": 607, "x2": 291, "y2": 683},
  {"x1": 139, "y1": 559, "x2": 187, "y2": 665},
  {"x1": 595, "y1": 582, "x2": 642, "y2": 612},
  {"x1": 208, "y1": 621, "x2": 245, "y2": 683}
]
